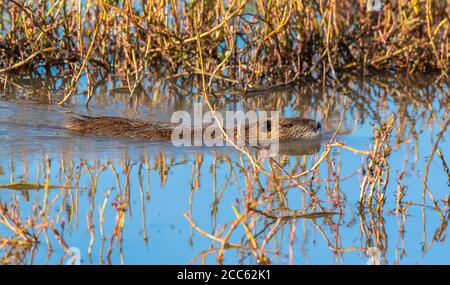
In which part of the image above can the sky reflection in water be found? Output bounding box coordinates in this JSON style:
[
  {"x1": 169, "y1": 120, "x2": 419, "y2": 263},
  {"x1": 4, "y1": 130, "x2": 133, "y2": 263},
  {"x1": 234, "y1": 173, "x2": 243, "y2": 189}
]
[{"x1": 0, "y1": 74, "x2": 449, "y2": 264}]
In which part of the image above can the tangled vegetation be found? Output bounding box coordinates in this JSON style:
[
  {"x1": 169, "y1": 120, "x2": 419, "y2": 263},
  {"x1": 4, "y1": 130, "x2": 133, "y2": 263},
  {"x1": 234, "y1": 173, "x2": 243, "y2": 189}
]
[
  {"x1": 0, "y1": 0, "x2": 449, "y2": 104},
  {"x1": 0, "y1": 1, "x2": 449, "y2": 265}
]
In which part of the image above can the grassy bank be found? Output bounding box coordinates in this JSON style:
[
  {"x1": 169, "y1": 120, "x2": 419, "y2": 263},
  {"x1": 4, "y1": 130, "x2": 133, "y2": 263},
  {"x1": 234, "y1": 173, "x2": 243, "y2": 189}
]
[{"x1": 0, "y1": 0, "x2": 449, "y2": 103}]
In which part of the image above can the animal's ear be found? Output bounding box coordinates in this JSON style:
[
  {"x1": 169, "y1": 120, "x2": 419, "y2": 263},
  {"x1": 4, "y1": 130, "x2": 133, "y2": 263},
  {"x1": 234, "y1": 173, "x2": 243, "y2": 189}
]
[{"x1": 281, "y1": 122, "x2": 293, "y2": 128}]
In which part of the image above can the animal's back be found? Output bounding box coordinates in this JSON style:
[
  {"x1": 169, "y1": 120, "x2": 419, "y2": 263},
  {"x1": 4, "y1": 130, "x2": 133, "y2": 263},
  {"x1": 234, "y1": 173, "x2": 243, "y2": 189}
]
[
  {"x1": 65, "y1": 115, "x2": 177, "y2": 140},
  {"x1": 65, "y1": 114, "x2": 322, "y2": 142}
]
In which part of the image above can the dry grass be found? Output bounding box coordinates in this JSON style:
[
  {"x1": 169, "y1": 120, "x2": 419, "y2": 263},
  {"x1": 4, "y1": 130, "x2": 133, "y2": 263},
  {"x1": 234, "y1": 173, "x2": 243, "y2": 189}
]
[{"x1": 0, "y1": 0, "x2": 449, "y2": 104}]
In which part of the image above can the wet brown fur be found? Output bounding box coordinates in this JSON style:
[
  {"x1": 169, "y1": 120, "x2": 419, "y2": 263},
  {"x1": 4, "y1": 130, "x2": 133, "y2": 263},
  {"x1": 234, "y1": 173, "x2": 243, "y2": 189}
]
[{"x1": 65, "y1": 114, "x2": 321, "y2": 142}]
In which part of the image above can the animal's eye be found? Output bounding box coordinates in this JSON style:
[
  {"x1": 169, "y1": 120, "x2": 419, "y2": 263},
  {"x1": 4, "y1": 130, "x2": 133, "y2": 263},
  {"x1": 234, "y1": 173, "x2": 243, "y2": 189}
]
[
  {"x1": 284, "y1": 123, "x2": 293, "y2": 128},
  {"x1": 266, "y1": 120, "x2": 272, "y2": 132}
]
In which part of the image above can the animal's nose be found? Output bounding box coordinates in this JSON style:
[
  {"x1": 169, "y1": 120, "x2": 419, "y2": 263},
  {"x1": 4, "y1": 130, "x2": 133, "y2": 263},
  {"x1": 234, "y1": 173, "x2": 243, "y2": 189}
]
[{"x1": 316, "y1": 122, "x2": 322, "y2": 130}]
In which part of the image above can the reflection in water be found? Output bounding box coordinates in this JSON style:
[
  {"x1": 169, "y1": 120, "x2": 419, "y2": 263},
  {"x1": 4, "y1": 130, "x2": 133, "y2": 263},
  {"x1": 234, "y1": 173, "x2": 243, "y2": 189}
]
[
  {"x1": 278, "y1": 140, "x2": 322, "y2": 156},
  {"x1": 0, "y1": 73, "x2": 449, "y2": 264}
]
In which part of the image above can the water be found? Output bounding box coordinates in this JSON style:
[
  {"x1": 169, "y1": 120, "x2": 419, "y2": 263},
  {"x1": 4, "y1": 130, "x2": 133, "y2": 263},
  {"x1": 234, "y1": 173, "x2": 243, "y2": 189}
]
[{"x1": 0, "y1": 73, "x2": 449, "y2": 264}]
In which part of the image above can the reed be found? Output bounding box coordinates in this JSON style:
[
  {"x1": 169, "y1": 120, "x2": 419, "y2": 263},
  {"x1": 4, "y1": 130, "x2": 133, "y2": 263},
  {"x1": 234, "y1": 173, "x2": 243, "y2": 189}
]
[{"x1": 0, "y1": 0, "x2": 449, "y2": 104}]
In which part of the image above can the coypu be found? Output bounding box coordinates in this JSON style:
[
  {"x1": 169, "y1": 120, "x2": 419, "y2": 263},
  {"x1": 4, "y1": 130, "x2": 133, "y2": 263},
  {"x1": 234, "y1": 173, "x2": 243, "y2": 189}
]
[{"x1": 64, "y1": 114, "x2": 322, "y2": 142}]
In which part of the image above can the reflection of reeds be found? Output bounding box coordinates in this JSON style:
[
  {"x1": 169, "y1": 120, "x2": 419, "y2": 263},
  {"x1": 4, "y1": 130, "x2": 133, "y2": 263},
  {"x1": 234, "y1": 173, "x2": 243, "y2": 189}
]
[
  {"x1": 0, "y1": 75, "x2": 449, "y2": 264},
  {"x1": 359, "y1": 116, "x2": 394, "y2": 210},
  {"x1": 0, "y1": 133, "x2": 448, "y2": 264}
]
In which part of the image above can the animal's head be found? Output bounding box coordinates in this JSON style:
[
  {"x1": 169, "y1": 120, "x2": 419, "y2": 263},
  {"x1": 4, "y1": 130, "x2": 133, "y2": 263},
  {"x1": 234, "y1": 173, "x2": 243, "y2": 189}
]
[{"x1": 262, "y1": 117, "x2": 322, "y2": 141}]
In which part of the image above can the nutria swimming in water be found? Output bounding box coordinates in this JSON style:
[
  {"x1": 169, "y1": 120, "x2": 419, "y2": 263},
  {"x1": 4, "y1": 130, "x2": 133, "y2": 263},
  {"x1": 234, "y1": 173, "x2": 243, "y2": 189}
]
[{"x1": 64, "y1": 114, "x2": 322, "y2": 142}]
